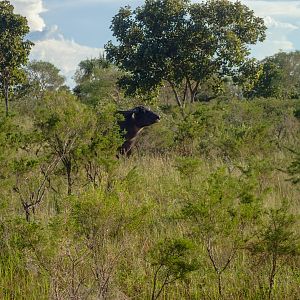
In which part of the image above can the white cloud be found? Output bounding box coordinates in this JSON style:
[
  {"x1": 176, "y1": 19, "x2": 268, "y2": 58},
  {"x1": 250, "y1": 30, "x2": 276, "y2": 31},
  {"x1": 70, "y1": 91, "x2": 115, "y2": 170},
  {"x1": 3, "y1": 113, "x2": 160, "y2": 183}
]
[
  {"x1": 10, "y1": 1, "x2": 104, "y2": 87},
  {"x1": 192, "y1": 0, "x2": 300, "y2": 58},
  {"x1": 10, "y1": 0, "x2": 300, "y2": 86},
  {"x1": 264, "y1": 16, "x2": 298, "y2": 30},
  {"x1": 27, "y1": 25, "x2": 64, "y2": 41},
  {"x1": 10, "y1": 0, "x2": 46, "y2": 31},
  {"x1": 243, "y1": 0, "x2": 300, "y2": 18},
  {"x1": 240, "y1": 1, "x2": 300, "y2": 59},
  {"x1": 30, "y1": 35, "x2": 103, "y2": 87},
  {"x1": 46, "y1": 0, "x2": 140, "y2": 8},
  {"x1": 252, "y1": 38, "x2": 295, "y2": 60}
]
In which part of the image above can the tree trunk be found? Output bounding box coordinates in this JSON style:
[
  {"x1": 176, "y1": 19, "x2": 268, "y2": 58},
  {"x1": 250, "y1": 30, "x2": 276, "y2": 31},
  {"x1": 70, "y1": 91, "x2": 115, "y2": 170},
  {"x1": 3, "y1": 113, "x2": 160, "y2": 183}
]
[
  {"x1": 23, "y1": 203, "x2": 31, "y2": 222},
  {"x1": 66, "y1": 160, "x2": 72, "y2": 195},
  {"x1": 217, "y1": 273, "x2": 222, "y2": 299},
  {"x1": 168, "y1": 81, "x2": 183, "y2": 108},
  {"x1": 186, "y1": 78, "x2": 200, "y2": 104},
  {"x1": 4, "y1": 80, "x2": 9, "y2": 117},
  {"x1": 268, "y1": 253, "x2": 277, "y2": 300}
]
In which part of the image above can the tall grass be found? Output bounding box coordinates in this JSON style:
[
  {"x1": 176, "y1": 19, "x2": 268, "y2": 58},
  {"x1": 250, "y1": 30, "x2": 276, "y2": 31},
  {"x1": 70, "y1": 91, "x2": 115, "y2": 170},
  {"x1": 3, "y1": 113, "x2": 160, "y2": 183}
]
[{"x1": 0, "y1": 98, "x2": 299, "y2": 299}]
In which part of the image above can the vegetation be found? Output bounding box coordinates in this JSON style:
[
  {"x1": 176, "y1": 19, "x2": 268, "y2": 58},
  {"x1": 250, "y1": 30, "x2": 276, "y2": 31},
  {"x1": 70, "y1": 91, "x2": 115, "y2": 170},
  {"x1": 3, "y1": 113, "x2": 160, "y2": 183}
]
[
  {"x1": 248, "y1": 51, "x2": 300, "y2": 99},
  {"x1": 74, "y1": 56, "x2": 123, "y2": 107},
  {"x1": 1, "y1": 0, "x2": 300, "y2": 299},
  {"x1": 105, "y1": 0, "x2": 266, "y2": 107},
  {"x1": 0, "y1": 0, "x2": 33, "y2": 116}
]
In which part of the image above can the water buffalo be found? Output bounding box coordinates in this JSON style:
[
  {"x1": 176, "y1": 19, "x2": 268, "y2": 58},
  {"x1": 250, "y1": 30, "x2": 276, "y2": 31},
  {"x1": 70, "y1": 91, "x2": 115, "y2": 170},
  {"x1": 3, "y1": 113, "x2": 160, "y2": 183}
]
[{"x1": 117, "y1": 106, "x2": 160, "y2": 157}]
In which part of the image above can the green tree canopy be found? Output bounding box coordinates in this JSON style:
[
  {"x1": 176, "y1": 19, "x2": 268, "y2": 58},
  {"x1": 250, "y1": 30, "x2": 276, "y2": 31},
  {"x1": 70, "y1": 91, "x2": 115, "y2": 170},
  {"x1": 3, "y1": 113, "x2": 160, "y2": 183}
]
[
  {"x1": 34, "y1": 91, "x2": 95, "y2": 195},
  {"x1": 249, "y1": 51, "x2": 300, "y2": 99},
  {"x1": 105, "y1": 0, "x2": 266, "y2": 107},
  {"x1": 0, "y1": 0, "x2": 33, "y2": 116},
  {"x1": 25, "y1": 60, "x2": 66, "y2": 93},
  {"x1": 73, "y1": 57, "x2": 123, "y2": 107},
  {"x1": 246, "y1": 59, "x2": 283, "y2": 99},
  {"x1": 14, "y1": 61, "x2": 67, "y2": 116}
]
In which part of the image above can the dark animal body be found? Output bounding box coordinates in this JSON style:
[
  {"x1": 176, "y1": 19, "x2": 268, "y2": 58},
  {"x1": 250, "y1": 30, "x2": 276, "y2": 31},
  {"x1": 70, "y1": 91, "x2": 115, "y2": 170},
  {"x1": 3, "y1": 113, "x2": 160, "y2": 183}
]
[{"x1": 117, "y1": 106, "x2": 160, "y2": 157}]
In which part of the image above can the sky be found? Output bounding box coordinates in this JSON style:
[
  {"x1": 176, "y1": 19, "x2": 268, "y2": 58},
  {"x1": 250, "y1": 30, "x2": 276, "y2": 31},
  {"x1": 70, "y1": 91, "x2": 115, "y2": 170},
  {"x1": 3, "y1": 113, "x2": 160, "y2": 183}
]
[{"x1": 7, "y1": 0, "x2": 300, "y2": 87}]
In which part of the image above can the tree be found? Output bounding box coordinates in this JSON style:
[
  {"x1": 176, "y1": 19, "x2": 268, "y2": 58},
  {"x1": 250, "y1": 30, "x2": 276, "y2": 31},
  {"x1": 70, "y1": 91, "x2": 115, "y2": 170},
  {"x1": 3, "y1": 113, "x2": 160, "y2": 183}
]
[
  {"x1": 149, "y1": 238, "x2": 198, "y2": 300},
  {"x1": 248, "y1": 51, "x2": 300, "y2": 99},
  {"x1": 248, "y1": 201, "x2": 300, "y2": 299},
  {"x1": 78, "y1": 102, "x2": 123, "y2": 189},
  {"x1": 269, "y1": 51, "x2": 300, "y2": 99},
  {"x1": 13, "y1": 155, "x2": 59, "y2": 222},
  {"x1": 182, "y1": 168, "x2": 262, "y2": 298},
  {"x1": 105, "y1": 0, "x2": 266, "y2": 107},
  {"x1": 0, "y1": 0, "x2": 33, "y2": 116},
  {"x1": 74, "y1": 57, "x2": 123, "y2": 107},
  {"x1": 246, "y1": 59, "x2": 283, "y2": 99},
  {"x1": 35, "y1": 91, "x2": 95, "y2": 195},
  {"x1": 25, "y1": 60, "x2": 66, "y2": 94},
  {"x1": 15, "y1": 61, "x2": 67, "y2": 116}
]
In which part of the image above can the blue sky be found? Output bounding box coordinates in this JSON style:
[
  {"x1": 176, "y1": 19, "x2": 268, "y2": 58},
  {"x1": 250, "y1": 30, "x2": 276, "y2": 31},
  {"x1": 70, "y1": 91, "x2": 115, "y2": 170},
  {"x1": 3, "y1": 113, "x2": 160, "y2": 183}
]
[{"x1": 9, "y1": 0, "x2": 300, "y2": 87}]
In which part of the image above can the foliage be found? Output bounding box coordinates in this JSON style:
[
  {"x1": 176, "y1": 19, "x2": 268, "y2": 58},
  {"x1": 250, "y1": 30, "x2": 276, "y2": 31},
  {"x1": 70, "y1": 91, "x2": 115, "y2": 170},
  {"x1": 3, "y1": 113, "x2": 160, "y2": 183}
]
[
  {"x1": 173, "y1": 105, "x2": 211, "y2": 155},
  {"x1": 0, "y1": 98, "x2": 299, "y2": 298},
  {"x1": 169, "y1": 98, "x2": 299, "y2": 159},
  {"x1": 268, "y1": 51, "x2": 300, "y2": 99},
  {"x1": 14, "y1": 61, "x2": 67, "y2": 117},
  {"x1": 174, "y1": 156, "x2": 202, "y2": 187},
  {"x1": 246, "y1": 59, "x2": 283, "y2": 99},
  {"x1": 74, "y1": 57, "x2": 123, "y2": 107},
  {"x1": 149, "y1": 238, "x2": 198, "y2": 300},
  {"x1": 106, "y1": 0, "x2": 266, "y2": 107},
  {"x1": 0, "y1": 0, "x2": 33, "y2": 115},
  {"x1": 77, "y1": 102, "x2": 123, "y2": 188},
  {"x1": 0, "y1": 115, "x2": 23, "y2": 172},
  {"x1": 25, "y1": 60, "x2": 66, "y2": 92},
  {"x1": 287, "y1": 149, "x2": 300, "y2": 184},
  {"x1": 248, "y1": 201, "x2": 300, "y2": 299},
  {"x1": 182, "y1": 167, "x2": 262, "y2": 297},
  {"x1": 0, "y1": 1, "x2": 300, "y2": 298},
  {"x1": 249, "y1": 51, "x2": 300, "y2": 99},
  {"x1": 34, "y1": 90, "x2": 95, "y2": 195}
]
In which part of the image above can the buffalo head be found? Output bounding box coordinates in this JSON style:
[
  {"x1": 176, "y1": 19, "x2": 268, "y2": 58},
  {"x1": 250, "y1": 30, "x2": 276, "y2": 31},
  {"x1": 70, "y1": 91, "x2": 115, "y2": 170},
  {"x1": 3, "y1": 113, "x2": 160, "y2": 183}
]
[
  {"x1": 131, "y1": 106, "x2": 160, "y2": 128},
  {"x1": 117, "y1": 106, "x2": 160, "y2": 157}
]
